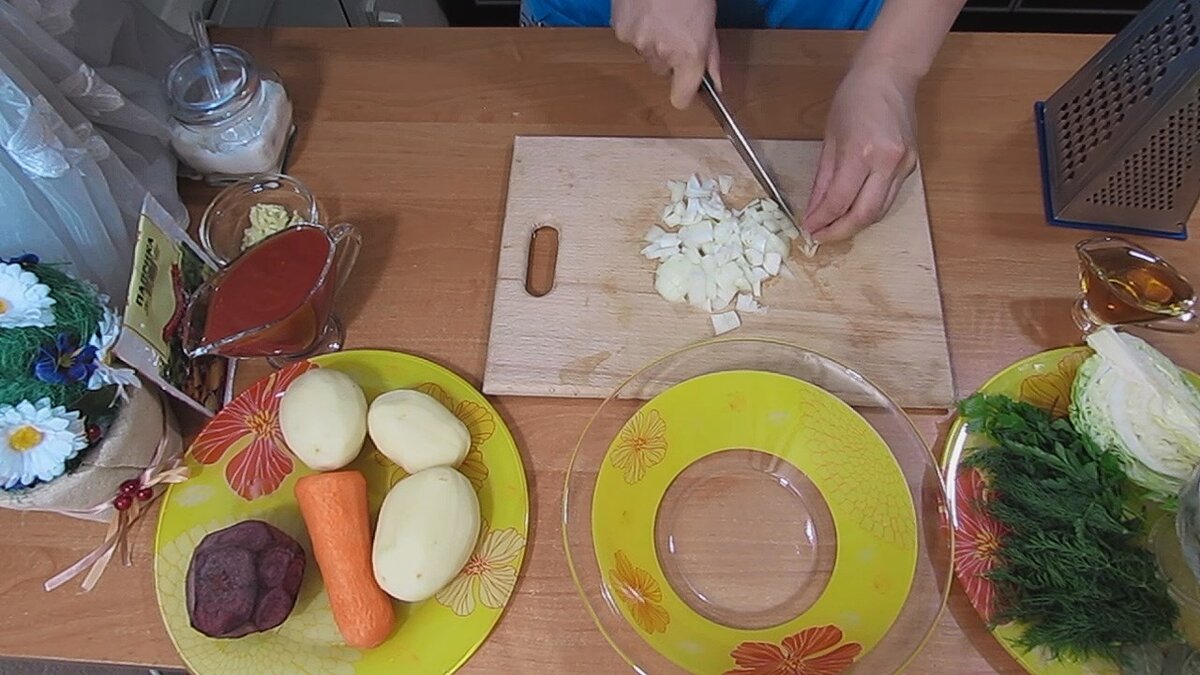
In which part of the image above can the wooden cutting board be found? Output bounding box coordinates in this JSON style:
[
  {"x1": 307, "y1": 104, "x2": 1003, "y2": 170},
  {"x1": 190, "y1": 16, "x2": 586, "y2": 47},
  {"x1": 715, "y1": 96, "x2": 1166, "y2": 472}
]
[{"x1": 483, "y1": 136, "x2": 954, "y2": 408}]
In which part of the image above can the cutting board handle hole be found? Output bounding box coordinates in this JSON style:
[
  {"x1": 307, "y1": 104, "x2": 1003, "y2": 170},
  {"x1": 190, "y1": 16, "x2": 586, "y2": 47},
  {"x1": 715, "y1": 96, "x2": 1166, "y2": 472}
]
[{"x1": 525, "y1": 225, "x2": 559, "y2": 297}]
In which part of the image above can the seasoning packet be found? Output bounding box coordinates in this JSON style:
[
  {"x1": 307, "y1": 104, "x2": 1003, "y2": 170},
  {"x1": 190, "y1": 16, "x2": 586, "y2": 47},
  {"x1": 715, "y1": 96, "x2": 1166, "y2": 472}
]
[{"x1": 114, "y1": 195, "x2": 235, "y2": 416}]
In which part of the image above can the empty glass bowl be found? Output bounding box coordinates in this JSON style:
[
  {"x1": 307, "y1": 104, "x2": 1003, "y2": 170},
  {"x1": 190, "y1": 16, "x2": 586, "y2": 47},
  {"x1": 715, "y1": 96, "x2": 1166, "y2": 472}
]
[
  {"x1": 199, "y1": 173, "x2": 321, "y2": 266},
  {"x1": 563, "y1": 338, "x2": 952, "y2": 673}
]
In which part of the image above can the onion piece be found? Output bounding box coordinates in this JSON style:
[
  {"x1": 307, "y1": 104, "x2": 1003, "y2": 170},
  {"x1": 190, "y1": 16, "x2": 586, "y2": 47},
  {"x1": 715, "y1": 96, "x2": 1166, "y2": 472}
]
[
  {"x1": 711, "y1": 311, "x2": 741, "y2": 335},
  {"x1": 667, "y1": 180, "x2": 686, "y2": 203},
  {"x1": 736, "y1": 294, "x2": 761, "y2": 313},
  {"x1": 718, "y1": 175, "x2": 733, "y2": 195},
  {"x1": 712, "y1": 285, "x2": 736, "y2": 312},
  {"x1": 764, "y1": 252, "x2": 782, "y2": 276},
  {"x1": 654, "y1": 255, "x2": 691, "y2": 303}
]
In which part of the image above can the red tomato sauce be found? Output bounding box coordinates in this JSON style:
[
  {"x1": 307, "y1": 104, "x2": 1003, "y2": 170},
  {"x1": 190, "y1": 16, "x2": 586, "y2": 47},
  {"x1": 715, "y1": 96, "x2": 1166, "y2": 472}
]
[{"x1": 202, "y1": 226, "x2": 334, "y2": 357}]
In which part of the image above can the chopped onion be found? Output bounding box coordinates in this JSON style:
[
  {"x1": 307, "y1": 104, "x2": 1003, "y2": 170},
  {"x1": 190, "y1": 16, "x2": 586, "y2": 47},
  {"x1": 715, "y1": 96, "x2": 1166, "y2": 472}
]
[
  {"x1": 711, "y1": 311, "x2": 741, "y2": 335},
  {"x1": 736, "y1": 293, "x2": 762, "y2": 313},
  {"x1": 654, "y1": 256, "x2": 691, "y2": 303},
  {"x1": 764, "y1": 252, "x2": 782, "y2": 276},
  {"x1": 644, "y1": 225, "x2": 667, "y2": 242},
  {"x1": 718, "y1": 174, "x2": 733, "y2": 195},
  {"x1": 641, "y1": 173, "x2": 806, "y2": 335},
  {"x1": 667, "y1": 180, "x2": 686, "y2": 204}
]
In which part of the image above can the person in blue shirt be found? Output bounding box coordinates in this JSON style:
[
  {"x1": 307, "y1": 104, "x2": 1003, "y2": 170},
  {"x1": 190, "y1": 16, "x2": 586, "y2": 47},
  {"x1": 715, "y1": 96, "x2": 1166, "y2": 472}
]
[{"x1": 521, "y1": 0, "x2": 966, "y2": 244}]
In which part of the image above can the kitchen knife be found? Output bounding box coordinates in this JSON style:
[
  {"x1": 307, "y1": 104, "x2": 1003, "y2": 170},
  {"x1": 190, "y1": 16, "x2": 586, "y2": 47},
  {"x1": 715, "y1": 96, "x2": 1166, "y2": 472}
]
[{"x1": 698, "y1": 73, "x2": 817, "y2": 256}]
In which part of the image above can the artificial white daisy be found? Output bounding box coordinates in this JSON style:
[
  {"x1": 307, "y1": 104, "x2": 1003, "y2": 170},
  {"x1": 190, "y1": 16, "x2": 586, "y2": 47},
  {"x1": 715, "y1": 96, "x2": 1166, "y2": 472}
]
[
  {"x1": 86, "y1": 306, "x2": 139, "y2": 399},
  {"x1": 0, "y1": 263, "x2": 55, "y2": 328},
  {"x1": 0, "y1": 398, "x2": 87, "y2": 490}
]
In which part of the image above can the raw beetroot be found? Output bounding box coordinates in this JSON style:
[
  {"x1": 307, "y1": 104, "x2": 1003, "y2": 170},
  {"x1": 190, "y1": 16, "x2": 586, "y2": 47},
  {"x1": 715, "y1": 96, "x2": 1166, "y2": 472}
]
[{"x1": 186, "y1": 520, "x2": 306, "y2": 638}]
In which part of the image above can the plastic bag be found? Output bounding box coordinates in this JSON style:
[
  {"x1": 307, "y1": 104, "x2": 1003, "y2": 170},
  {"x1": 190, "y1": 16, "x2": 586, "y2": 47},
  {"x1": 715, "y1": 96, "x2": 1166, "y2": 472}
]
[{"x1": 0, "y1": 0, "x2": 190, "y2": 300}]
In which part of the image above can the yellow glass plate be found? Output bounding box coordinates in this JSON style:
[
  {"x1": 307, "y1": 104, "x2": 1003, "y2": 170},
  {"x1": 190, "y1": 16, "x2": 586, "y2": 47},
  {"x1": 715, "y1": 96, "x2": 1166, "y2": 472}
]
[
  {"x1": 592, "y1": 370, "x2": 918, "y2": 673},
  {"x1": 153, "y1": 349, "x2": 529, "y2": 675},
  {"x1": 944, "y1": 346, "x2": 1200, "y2": 675}
]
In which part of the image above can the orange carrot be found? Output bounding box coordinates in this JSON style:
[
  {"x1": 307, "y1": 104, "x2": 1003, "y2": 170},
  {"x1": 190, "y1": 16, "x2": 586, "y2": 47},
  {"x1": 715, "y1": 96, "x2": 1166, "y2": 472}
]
[{"x1": 295, "y1": 471, "x2": 394, "y2": 649}]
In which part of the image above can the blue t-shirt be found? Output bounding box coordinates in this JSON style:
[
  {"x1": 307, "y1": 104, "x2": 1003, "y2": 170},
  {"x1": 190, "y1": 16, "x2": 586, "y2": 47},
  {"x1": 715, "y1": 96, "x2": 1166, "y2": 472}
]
[{"x1": 520, "y1": 0, "x2": 885, "y2": 29}]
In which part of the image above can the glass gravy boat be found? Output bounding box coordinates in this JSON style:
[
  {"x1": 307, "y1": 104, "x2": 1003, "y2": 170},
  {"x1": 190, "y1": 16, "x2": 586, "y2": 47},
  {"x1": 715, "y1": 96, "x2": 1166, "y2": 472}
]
[
  {"x1": 183, "y1": 222, "x2": 360, "y2": 362},
  {"x1": 1072, "y1": 236, "x2": 1198, "y2": 335}
]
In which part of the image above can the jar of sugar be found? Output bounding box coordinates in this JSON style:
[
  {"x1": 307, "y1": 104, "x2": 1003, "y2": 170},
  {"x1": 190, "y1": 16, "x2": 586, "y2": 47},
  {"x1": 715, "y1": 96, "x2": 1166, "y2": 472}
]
[{"x1": 166, "y1": 45, "x2": 295, "y2": 184}]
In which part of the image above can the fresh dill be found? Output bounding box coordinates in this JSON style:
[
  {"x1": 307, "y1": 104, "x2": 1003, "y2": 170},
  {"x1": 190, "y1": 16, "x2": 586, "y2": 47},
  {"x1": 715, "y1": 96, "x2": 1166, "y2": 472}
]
[{"x1": 960, "y1": 393, "x2": 1178, "y2": 661}]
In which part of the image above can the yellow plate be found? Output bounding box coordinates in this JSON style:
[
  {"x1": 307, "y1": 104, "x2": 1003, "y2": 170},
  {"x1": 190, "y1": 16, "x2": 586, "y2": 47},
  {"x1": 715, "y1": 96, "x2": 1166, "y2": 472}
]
[
  {"x1": 592, "y1": 370, "x2": 918, "y2": 673},
  {"x1": 943, "y1": 346, "x2": 1200, "y2": 674},
  {"x1": 153, "y1": 350, "x2": 529, "y2": 675}
]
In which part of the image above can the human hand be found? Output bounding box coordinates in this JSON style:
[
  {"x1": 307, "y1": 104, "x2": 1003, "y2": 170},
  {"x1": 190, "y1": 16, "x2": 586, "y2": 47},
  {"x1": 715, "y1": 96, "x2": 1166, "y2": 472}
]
[
  {"x1": 612, "y1": 0, "x2": 721, "y2": 109},
  {"x1": 803, "y1": 61, "x2": 920, "y2": 243}
]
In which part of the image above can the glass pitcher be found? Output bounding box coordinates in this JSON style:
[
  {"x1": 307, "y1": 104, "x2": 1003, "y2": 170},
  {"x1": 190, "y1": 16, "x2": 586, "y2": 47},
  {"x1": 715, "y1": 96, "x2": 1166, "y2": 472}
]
[
  {"x1": 1072, "y1": 236, "x2": 1198, "y2": 334},
  {"x1": 182, "y1": 223, "x2": 360, "y2": 363}
]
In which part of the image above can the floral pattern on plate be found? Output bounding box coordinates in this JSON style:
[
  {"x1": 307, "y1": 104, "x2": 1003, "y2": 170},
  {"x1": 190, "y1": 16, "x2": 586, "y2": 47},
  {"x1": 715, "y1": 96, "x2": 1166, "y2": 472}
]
[
  {"x1": 804, "y1": 395, "x2": 915, "y2": 551},
  {"x1": 609, "y1": 550, "x2": 670, "y2": 634},
  {"x1": 189, "y1": 360, "x2": 315, "y2": 500},
  {"x1": 725, "y1": 624, "x2": 863, "y2": 675},
  {"x1": 436, "y1": 522, "x2": 526, "y2": 616},
  {"x1": 953, "y1": 467, "x2": 1008, "y2": 624},
  {"x1": 1018, "y1": 350, "x2": 1089, "y2": 418},
  {"x1": 609, "y1": 409, "x2": 667, "y2": 485}
]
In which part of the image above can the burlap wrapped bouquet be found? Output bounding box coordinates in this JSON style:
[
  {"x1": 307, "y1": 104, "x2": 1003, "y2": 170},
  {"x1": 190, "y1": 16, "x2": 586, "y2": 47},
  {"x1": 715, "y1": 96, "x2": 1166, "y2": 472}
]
[
  {"x1": 0, "y1": 379, "x2": 178, "y2": 520},
  {"x1": 0, "y1": 255, "x2": 186, "y2": 590}
]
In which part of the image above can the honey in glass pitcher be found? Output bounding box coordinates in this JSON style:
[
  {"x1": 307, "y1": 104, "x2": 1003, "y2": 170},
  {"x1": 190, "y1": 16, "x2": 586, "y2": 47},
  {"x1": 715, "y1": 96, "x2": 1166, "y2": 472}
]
[{"x1": 1073, "y1": 236, "x2": 1197, "y2": 334}]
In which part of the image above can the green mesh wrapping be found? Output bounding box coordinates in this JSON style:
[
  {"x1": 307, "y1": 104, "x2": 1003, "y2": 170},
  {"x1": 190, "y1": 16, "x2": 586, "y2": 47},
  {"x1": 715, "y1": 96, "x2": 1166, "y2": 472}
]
[{"x1": 0, "y1": 262, "x2": 104, "y2": 409}]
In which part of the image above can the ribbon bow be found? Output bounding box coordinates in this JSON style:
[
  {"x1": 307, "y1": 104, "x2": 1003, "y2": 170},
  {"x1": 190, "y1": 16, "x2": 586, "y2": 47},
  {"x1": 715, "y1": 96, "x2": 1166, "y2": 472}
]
[{"x1": 44, "y1": 395, "x2": 189, "y2": 592}]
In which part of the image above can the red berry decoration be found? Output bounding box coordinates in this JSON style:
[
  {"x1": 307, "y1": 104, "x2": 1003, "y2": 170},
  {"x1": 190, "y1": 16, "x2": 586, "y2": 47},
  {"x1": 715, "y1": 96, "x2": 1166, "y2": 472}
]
[
  {"x1": 113, "y1": 494, "x2": 133, "y2": 511},
  {"x1": 86, "y1": 424, "x2": 102, "y2": 444},
  {"x1": 119, "y1": 479, "x2": 140, "y2": 495},
  {"x1": 137, "y1": 487, "x2": 154, "y2": 502}
]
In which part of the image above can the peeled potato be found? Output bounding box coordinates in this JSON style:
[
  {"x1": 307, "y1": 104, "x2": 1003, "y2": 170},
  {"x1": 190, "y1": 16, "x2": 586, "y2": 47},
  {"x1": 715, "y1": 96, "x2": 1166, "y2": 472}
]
[
  {"x1": 367, "y1": 389, "x2": 469, "y2": 473},
  {"x1": 372, "y1": 466, "x2": 480, "y2": 602},
  {"x1": 279, "y1": 369, "x2": 368, "y2": 471}
]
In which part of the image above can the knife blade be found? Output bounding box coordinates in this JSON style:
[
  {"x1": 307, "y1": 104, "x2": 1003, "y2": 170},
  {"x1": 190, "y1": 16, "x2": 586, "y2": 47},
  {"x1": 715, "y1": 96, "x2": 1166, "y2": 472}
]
[{"x1": 699, "y1": 74, "x2": 817, "y2": 256}]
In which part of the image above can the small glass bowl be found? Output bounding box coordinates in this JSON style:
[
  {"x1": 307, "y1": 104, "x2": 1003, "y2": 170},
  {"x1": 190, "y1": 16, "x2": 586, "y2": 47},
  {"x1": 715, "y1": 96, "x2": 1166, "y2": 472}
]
[
  {"x1": 563, "y1": 338, "x2": 952, "y2": 674},
  {"x1": 199, "y1": 173, "x2": 321, "y2": 266}
]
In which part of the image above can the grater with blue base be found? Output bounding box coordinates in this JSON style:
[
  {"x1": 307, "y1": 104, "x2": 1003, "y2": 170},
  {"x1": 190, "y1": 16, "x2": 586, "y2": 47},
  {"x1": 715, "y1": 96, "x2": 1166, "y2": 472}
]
[{"x1": 1035, "y1": 0, "x2": 1200, "y2": 240}]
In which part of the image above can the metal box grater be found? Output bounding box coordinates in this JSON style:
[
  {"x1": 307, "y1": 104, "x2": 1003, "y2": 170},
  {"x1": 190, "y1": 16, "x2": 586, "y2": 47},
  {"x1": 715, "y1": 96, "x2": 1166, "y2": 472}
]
[{"x1": 1035, "y1": 0, "x2": 1200, "y2": 239}]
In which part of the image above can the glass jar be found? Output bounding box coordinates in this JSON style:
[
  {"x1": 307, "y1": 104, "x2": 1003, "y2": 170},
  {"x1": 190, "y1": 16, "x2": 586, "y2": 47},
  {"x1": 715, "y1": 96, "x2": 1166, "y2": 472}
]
[{"x1": 166, "y1": 45, "x2": 295, "y2": 185}]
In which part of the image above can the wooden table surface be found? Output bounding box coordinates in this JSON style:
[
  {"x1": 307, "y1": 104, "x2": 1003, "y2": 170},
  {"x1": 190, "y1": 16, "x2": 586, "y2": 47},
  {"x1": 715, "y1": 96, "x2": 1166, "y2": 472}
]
[{"x1": 3, "y1": 27, "x2": 1199, "y2": 674}]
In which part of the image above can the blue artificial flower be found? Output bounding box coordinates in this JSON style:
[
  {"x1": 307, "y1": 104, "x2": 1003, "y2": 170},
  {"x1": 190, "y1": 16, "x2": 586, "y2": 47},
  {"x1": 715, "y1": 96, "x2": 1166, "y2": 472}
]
[
  {"x1": 33, "y1": 333, "x2": 99, "y2": 385},
  {"x1": 2, "y1": 253, "x2": 39, "y2": 265}
]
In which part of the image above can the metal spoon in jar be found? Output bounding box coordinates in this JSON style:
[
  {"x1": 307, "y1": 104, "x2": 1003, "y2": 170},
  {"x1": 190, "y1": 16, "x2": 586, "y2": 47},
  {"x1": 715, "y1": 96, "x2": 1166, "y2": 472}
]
[{"x1": 189, "y1": 11, "x2": 220, "y2": 100}]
